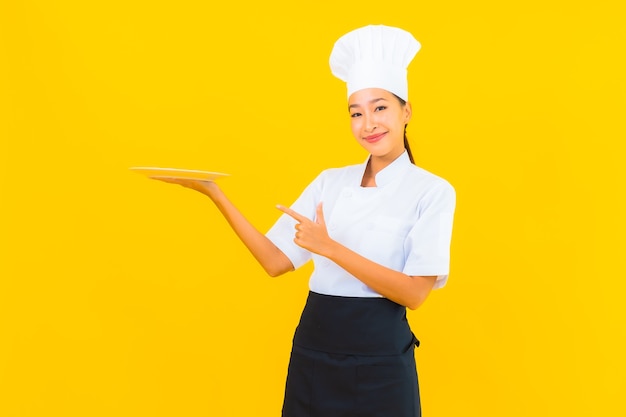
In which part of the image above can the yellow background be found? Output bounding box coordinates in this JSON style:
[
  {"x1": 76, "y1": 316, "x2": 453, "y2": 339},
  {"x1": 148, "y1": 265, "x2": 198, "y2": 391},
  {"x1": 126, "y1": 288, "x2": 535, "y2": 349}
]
[{"x1": 1, "y1": 1, "x2": 624, "y2": 416}]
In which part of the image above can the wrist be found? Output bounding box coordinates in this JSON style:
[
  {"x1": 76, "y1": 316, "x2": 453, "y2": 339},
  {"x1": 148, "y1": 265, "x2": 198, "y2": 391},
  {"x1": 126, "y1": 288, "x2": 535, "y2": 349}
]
[
  {"x1": 323, "y1": 239, "x2": 342, "y2": 261},
  {"x1": 202, "y1": 181, "x2": 222, "y2": 198}
]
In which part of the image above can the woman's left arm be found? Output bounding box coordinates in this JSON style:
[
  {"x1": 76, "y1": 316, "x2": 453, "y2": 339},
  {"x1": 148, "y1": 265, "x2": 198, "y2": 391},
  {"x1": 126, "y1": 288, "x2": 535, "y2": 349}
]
[{"x1": 277, "y1": 203, "x2": 437, "y2": 310}]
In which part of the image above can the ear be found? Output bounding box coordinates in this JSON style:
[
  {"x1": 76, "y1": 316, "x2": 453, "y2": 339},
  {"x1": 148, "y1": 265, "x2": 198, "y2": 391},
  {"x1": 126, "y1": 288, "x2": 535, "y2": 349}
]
[{"x1": 404, "y1": 101, "x2": 413, "y2": 124}]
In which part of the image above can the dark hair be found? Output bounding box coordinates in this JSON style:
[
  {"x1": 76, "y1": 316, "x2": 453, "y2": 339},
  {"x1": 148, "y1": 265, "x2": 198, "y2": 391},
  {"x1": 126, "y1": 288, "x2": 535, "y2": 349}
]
[{"x1": 393, "y1": 94, "x2": 415, "y2": 164}]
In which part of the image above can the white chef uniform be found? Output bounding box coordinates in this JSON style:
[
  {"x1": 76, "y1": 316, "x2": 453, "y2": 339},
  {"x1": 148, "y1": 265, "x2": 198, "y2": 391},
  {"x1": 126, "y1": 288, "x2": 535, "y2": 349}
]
[{"x1": 266, "y1": 150, "x2": 456, "y2": 297}]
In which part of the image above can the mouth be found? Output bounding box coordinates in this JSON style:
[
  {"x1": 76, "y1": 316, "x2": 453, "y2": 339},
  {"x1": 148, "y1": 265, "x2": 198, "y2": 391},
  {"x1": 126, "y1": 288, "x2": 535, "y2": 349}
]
[{"x1": 363, "y1": 132, "x2": 387, "y2": 143}]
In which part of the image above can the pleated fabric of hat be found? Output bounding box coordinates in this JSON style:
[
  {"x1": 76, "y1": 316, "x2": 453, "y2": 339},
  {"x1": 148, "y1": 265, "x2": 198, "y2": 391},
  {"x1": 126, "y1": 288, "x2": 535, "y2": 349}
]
[{"x1": 329, "y1": 25, "x2": 421, "y2": 101}]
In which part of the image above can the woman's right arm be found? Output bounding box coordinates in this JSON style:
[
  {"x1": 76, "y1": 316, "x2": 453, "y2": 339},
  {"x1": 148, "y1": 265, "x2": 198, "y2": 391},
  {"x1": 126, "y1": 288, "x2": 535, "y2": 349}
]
[{"x1": 153, "y1": 178, "x2": 295, "y2": 277}]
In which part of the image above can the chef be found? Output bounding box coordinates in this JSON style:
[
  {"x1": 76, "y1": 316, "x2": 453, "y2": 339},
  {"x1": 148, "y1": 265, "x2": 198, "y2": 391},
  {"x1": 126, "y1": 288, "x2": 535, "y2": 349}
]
[{"x1": 151, "y1": 24, "x2": 456, "y2": 417}]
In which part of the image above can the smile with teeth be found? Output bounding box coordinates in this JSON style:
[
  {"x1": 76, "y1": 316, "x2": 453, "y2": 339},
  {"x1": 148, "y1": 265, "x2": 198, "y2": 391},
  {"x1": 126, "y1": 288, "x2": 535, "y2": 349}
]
[{"x1": 363, "y1": 132, "x2": 387, "y2": 143}]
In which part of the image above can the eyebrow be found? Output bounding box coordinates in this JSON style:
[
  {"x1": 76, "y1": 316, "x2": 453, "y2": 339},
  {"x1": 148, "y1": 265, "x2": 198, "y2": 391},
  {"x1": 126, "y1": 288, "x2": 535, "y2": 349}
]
[{"x1": 348, "y1": 97, "x2": 388, "y2": 110}]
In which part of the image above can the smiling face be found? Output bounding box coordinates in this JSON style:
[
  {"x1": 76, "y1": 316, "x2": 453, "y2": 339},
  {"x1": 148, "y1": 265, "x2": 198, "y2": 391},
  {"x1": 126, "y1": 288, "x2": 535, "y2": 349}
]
[{"x1": 348, "y1": 88, "x2": 412, "y2": 160}]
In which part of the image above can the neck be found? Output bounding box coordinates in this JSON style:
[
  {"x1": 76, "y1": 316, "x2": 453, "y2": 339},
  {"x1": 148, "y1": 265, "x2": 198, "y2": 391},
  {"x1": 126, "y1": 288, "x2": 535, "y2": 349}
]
[{"x1": 368, "y1": 149, "x2": 405, "y2": 176}]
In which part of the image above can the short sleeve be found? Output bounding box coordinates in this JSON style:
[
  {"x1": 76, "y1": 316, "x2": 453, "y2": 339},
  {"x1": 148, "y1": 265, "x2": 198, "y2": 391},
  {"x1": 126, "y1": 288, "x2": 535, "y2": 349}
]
[
  {"x1": 265, "y1": 173, "x2": 324, "y2": 270},
  {"x1": 402, "y1": 180, "x2": 456, "y2": 289}
]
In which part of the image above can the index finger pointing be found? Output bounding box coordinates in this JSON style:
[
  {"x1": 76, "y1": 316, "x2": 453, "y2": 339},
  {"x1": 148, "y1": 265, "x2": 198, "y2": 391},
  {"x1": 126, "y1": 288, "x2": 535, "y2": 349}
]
[{"x1": 276, "y1": 204, "x2": 309, "y2": 223}]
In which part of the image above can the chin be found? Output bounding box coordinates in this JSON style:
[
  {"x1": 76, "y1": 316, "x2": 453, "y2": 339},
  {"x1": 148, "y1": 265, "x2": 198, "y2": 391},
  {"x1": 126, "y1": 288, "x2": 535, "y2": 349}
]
[{"x1": 367, "y1": 146, "x2": 394, "y2": 156}]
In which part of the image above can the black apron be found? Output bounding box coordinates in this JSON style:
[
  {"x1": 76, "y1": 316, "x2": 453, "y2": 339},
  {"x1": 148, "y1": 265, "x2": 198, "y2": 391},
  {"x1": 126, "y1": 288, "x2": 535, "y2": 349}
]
[{"x1": 282, "y1": 291, "x2": 421, "y2": 417}]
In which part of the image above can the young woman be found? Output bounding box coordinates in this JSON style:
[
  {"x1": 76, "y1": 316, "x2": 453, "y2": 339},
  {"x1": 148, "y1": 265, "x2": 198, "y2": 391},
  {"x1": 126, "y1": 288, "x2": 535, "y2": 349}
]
[{"x1": 153, "y1": 25, "x2": 455, "y2": 417}]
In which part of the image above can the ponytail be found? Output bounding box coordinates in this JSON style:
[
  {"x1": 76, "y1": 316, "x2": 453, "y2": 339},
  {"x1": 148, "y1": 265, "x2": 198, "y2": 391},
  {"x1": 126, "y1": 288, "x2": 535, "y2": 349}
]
[
  {"x1": 403, "y1": 125, "x2": 415, "y2": 164},
  {"x1": 394, "y1": 94, "x2": 415, "y2": 165}
]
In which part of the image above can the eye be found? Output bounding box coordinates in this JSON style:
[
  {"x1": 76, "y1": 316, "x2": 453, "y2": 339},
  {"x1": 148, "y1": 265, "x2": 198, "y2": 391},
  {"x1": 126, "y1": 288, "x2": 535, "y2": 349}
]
[
  {"x1": 350, "y1": 112, "x2": 362, "y2": 118},
  {"x1": 374, "y1": 106, "x2": 387, "y2": 112}
]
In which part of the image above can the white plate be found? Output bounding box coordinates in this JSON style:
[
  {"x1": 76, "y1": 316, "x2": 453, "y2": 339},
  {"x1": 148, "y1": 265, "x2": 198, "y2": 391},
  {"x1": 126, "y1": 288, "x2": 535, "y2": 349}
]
[{"x1": 130, "y1": 167, "x2": 230, "y2": 181}]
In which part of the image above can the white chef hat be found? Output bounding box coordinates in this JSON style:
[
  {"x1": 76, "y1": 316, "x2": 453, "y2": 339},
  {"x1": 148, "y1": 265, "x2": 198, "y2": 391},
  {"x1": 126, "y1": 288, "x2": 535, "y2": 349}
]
[{"x1": 329, "y1": 25, "x2": 421, "y2": 101}]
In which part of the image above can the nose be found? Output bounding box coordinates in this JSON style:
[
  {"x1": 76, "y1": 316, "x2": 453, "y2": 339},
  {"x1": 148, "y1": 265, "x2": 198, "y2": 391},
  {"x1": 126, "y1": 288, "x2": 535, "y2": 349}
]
[{"x1": 364, "y1": 114, "x2": 377, "y2": 132}]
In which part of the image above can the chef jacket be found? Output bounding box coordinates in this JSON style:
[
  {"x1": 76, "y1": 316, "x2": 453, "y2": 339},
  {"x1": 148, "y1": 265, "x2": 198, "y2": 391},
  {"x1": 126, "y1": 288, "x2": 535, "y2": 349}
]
[{"x1": 266, "y1": 151, "x2": 456, "y2": 297}]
